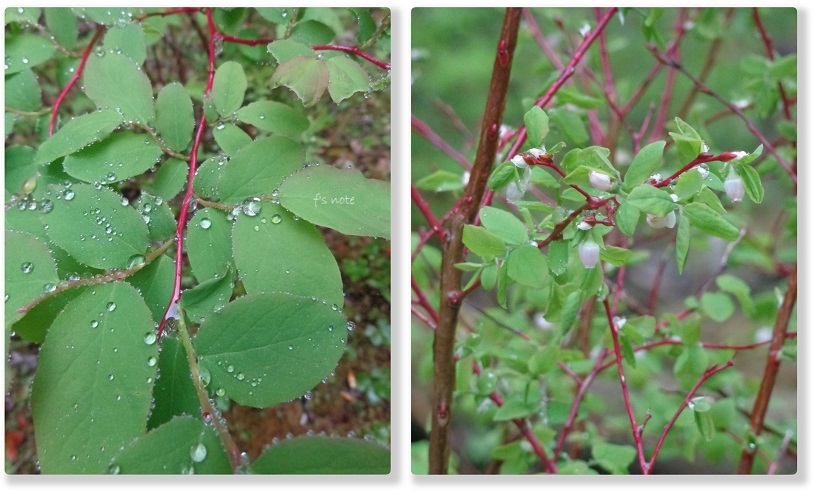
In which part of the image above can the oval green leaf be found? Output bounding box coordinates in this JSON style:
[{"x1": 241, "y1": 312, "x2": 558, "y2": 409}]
[
  {"x1": 327, "y1": 56, "x2": 370, "y2": 103},
  {"x1": 154, "y1": 82, "x2": 194, "y2": 152},
  {"x1": 250, "y1": 437, "x2": 390, "y2": 474},
  {"x1": 213, "y1": 123, "x2": 252, "y2": 156},
  {"x1": 625, "y1": 184, "x2": 676, "y2": 216},
  {"x1": 278, "y1": 165, "x2": 390, "y2": 239},
  {"x1": 126, "y1": 254, "x2": 174, "y2": 323},
  {"x1": 5, "y1": 34, "x2": 56, "y2": 74},
  {"x1": 6, "y1": 68, "x2": 42, "y2": 112},
  {"x1": 194, "y1": 292, "x2": 347, "y2": 407},
  {"x1": 186, "y1": 208, "x2": 233, "y2": 281},
  {"x1": 270, "y1": 55, "x2": 329, "y2": 107},
  {"x1": 212, "y1": 61, "x2": 246, "y2": 116},
  {"x1": 151, "y1": 158, "x2": 188, "y2": 200},
  {"x1": 479, "y1": 206, "x2": 528, "y2": 246},
  {"x1": 236, "y1": 100, "x2": 309, "y2": 137},
  {"x1": 112, "y1": 416, "x2": 230, "y2": 474},
  {"x1": 232, "y1": 202, "x2": 344, "y2": 306},
  {"x1": 684, "y1": 202, "x2": 740, "y2": 241},
  {"x1": 218, "y1": 136, "x2": 304, "y2": 203},
  {"x1": 62, "y1": 132, "x2": 162, "y2": 184},
  {"x1": 4, "y1": 230, "x2": 59, "y2": 327},
  {"x1": 146, "y1": 336, "x2": 202, "y2": 430},
  {"x1": 31, "y1": 282, "x2": 157, "y2": 473},
  {"x1": 41, "y1": 184, "x2": 150, "y2": 269},
  {"x1": 83, "y1": 51, "x2": 155, "y2": 124},
  {"x1": 35, "y1": 110, "x2": 123, "y2": 164}
]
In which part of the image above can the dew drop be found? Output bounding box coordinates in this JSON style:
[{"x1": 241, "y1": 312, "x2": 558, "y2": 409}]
[
  {"x1": 200, "y1": 218, "x2": 212, "y2": 229},
  {"x1": 331, "y1": 304, "x2": 339, "y2": 311},
  {"x1": 40, "y1": 199, "x2": 54, "y2": 213},
  {"x1": 241, "y1": 197, "x2": 262, "y2": 217},
  {"x1": 145, "y1": 332, "x2": 157, "y2": 345},
  {"x1": 43, "y1": 283, "x2": 57, "y2": 293},
  {"x1": 271, "y1": 214, "x2": 282, "y2": 224},
  {"x1": 64, "y1": 190, "x2": 75, "y2": 201},
  {"x1": 236, "y1": 373, "x2": 245, "y2": 381},
  {"x1": 127, "y1": 254, "x2": 146, "y2": 269},
  {"x1": 21, "y1": 262, "x2": 33, "y2": 274},
  {"x1": 108, "y1": 374, "x2": 115, "y2": 381},
  {"x1": 347, "y1": 321, "x2": 355, "y2": 332},
  {"x1": 147, "y1": 356, "x2": 157, "y2": 367},
  {"x1": 190, "y1": 443, "x2": 207, "y2": 463},
  {"x1": 288, "y1": 345, "x2": 293, "y2": 350},
  {"x1": 107, "y1": 302, "x2": 117, "y2": 312},
  {"x1": 227, "y1": 365, "x2": 235, "y2": 373},
  {"x1": 216, "y1": 388, "x2": 225, "y2": 397},
  {"x1": 91, "y1": 320, "x2": 99, "y2": 329}
]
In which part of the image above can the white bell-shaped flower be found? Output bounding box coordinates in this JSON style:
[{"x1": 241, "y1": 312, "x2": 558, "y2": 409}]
[
  {"x1": 589, "y1": 170, "x2": 613, "y2": 191},
  {"x1": 646, "y1": 210, "x2": 677, "y2": 229},
  {"x1": 724, "y1": 171, "x2": 745, "y2": 202},
  {"x1": 578, "y1": 239, "x2": 600, "y2": 269}
]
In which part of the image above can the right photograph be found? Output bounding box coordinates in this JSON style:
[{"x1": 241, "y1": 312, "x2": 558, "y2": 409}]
[{"x1": 411, "y1": 7, "x2": 797, "y2": 475}]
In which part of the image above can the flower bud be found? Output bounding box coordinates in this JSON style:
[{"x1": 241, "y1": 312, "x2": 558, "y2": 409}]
[
  {"x1": 511, "y1": 155, "x2": 528, "y2": 168},
  {"x1": 724, "y1": 172, "x2": 745, "y2": 202},
  {"x1": 589, "y1": 170, "x2": 613, "y2": 191},
  {"x1": 505, "y1": 182, "x2": 524, "y2": 202},
  {"x1": 576, "y1": 221, "x2": 592, "y2": 231},
  {"x1": 646, "y1": 210, "x2": 677, "y2": 229},
  {"x1": 529, "y1": 148, "x2": 546, "y2": 158},
  {"x1": 578, "y1": 239, "x2": 600, "y2": 269}
]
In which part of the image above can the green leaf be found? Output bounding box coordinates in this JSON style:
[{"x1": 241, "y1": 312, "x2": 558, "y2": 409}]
[
  {"x1": 62, "y1": 132, "x2": 162, "y2": 184},
  {"x1": 126, "y1": 254, "x2": 174, "y2": 323},
  {"x1": 13, "y1": 287, "x2": 88, "y2": 344},
  {"x1": 689, "y1": 396, "x2": 716, "y2": 442},
  {"x1": 45, "y1": 8, "x2": 78, "y2": 49},
  {"x1": 351, "y1": 8, "x2": 376, "y2": 44},
  {"x1": 134, "y1": 193, "x2": 176, "y2": 242},
  {"x1": 186, "y1": 208, "x2": 233, "y2": 281},
  {"x1": 524, "y1": 106, "x2": 549, "y2": 147},
  {"x1": 560, "y1": 291, "x2": 582, "y2": 335},
  {"x1": 212, "y1": 61, "x2": 247, "y2": 116},
  {"x1": 41, "y1": 184, "x2": 150, "y2": 270},
  {"x1": 154, "y1": 82, "x2": 194, "y2": 152},
  {"x1": 180, "y1": 269, "x2": 234, "y2": 324},
  {"x1": 673, "y1": 168, "x2": 704, "y2": 200},
  {"x1": 496, "y1": 260, "x2": 509, "y2": 308},
  {"x1": 4, "y1": 230, "x2": 59, "y2": 327},
  {"x1": 550, "y1": 108, "x2": 588, "y2": 145},
  {"x1": 769, "y1": 54, "x2": 797, "y2": 81},
  {"x1": 5, "y1": 7, "x2": 41, "y2": 25},
  {"x1": 676, "y1": 213, "x2": 691, "y2": 274},
  {"x1": 251, "y1": 437, "x2": 389, "y2": 474},
  {"x1": 734, "y1": 162, "x2": 764, "y2": 204},
  {"x1": 193, "y1": 156, "x2": 226, "y2": 200},
  {"x1": 615, "y1": 201, "x2": 640, "y2": 236},
  {"x1": 5, "y1": 145, "x2": 37, "y2": 194},
  {"x1": 151, "y1": 158, "x2": 188, "y2": 200},
  {"x1": 529, "y1": 166, "x2": 560, "y2": 188},
  {"x1": 5, "y1": 34, "x2": 56, "y2": 74},
  {"x1": 213, "y1": 123, "x2": 252, "y2": 156},
  {"x1": 684, "y1": 202, "x2": 740, "y2": 241},
  {"x1": 194, "y1": 292, "x2": 346, "y2": 407},
  {"x1": 487, "y1": 162, "x2": 515, "y2": 190},
  {"x1": 493, "y1": 400, "x2": 537, "y2": 421},
  {"x1": 112, "y1": 416, "x2": 231, "y2": 474},
  {"x1": 32, "y1": 282, "x2": 157, "y2": 473},
  {"x1": 548, "y1": 240, "x2": 569, "y2": 276},
  {"x1": 698, "y1": 187, "x2": 726, "y2": 214},
  {"x1": 233, "y1": 202, "x2": 344, "y2": 306},
  {"x1": 83, "y1": 52, "x2": 155, "y2": 124},
  {"x1": 267, "y1": 39, "x2": 314, "y2": 64},
  {"x1": 462, "y1": 225, "x2": 505, "y2": 259},
  {"x1": 218, "y1": 136, "x2": 304, "y2": 203},
  {"x1": 270, "y1": 55, "x2": 330, "y2": 107},
  {"x1": 529, "y1": 345, "x2": 559, "y2": 375},
  {"x1": 236, "y1": 100, "x2": 310, "y2": 137},
  {"x1": 626, "y1": 184, "x2": 675, "y2": 216},
  {"x1": 556, "y1": 86, "x2": 603, "y2": 109},
  {"x1": 592, "y1": 442, "x2": 636, "y2": 474},
  {"x1": 506, "y1": 245, "x2": 548, "y2": 289},
  {"x1": 715, "y1": 274, "x2": 755, "y2": 317},
  {"x1": 290, "y1": 20, "x2": 335, "y2": 45},
  {"x1": 701, "y1": 292, "x2": 735, "y2": 323},
  {"x1": 35, "y1": 110, "x2": 123, "y2": 164},
  {"x1": 327, "y1": 56, "x2": 370, "y2": 103},
  {"x1": 6, "y1": 68, "x2": 42, "y2": 112},
  {"x1": 147, "y1": 336, "x2": 202, "y2": 430},
  {"x1": 479, "y1": 206, "x2": 528, "y2": 245},
  {"x1": 600, "y1": 245, "x2": 633, "y2": 267},
  {"x1": 278, "y1": 165, "x2": 390, "y2": 239},
  {"x1": 71, "y1": 7, "x2": 135, "y2": 26},
  {"x1": 624, "y1": 140, "x2": 665, "y2": 187},
  {"x1": 415, "y1": 169, "x2": 464, "y2": 192},
  {"x1": 103, "y1": 23, "x2": 146, "y2": 65}
]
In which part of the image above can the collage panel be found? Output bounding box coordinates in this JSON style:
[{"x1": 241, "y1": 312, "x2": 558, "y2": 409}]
[
  {"x1": 411, "y1": 7, "x2": 797, "y2": 475},
  {"x1": 4, "y1": 6, "x2": 391, "y2": 475}
]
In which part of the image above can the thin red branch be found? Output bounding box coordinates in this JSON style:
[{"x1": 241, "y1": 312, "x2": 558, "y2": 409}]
[
  {"x1": 648, "y1": 10, "x2": 687, "y2": 142},
  {"x1": 646, "y1": 360, "x2": 734, "y2": 472},
  {"x1": 155, "y1": 8, "x2": 218, "y2": 340},
  {"x1": 752, "y1": 8, "x2": 793, "y2": 121},
  {"x1": 412, "y1": 184, "x2": 447, "y2": 243},
  {"x1": 653, "y1": 151, "x2": 739, "y2": 188},
  {"x1": 412, "y1": 277, "x2": 439, "y2": 325},
  {"x1": 411, "y1": 115, "x2": 471, "y2": 169},
  {"x1": 48, "y1": 26, "x2": 106, "y2": 136},
  {"x1": 522, "y1": 8, "x2": 565, "y2": 71},
  {"x1": 311, "y1": 44, "x2": 390, "y2": 70}
]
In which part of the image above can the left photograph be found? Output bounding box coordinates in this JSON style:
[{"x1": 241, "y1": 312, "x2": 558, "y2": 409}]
[{"x1": 5, "y1": 7, "x2": 391, "y2": 474}]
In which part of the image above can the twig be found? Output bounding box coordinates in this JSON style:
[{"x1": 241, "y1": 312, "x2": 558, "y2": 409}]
[
  {"x1": 412, "y1": 185, "x2": 447, "y2": 243},
  {"x1": 48, "y1": 26, "x2": 106, "y2": 136},
  {"x1": 411, "y1": 115, "x2": 471, "y2": 169},
  {"x1": 738, "y1": 266, "x2": 797, "y2": 473}
]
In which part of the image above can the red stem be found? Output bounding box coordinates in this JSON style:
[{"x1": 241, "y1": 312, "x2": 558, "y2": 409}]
[
  {"x1": 412, "y1": 184, "x2": 447, "y2": 243},
  {"x1": 155, "y1": 8, "x2": 218, "y2": 340},
  {"x1": 646, "y1": 360, "x2": 734, "y2": 473},
  {"x1": 653, "y1": 151, "x2": 738, "y2": 188},
  {"x1": 48, "y1": 26, "x2": 106, "y2": 136},
  {"x1": 752, "y1": 8, "x2": 793, "y2": 121},
  {"x1": 411, "y1": 276, "x2": 439, "y2": 326},
  {"x1": 311, "y1": 44, "x2": 390, "y2": 70},
  {"x1": 411, "y1": 115, "x2": 472, "y2": 169}
]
